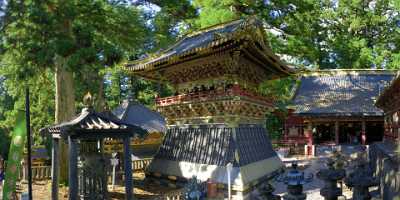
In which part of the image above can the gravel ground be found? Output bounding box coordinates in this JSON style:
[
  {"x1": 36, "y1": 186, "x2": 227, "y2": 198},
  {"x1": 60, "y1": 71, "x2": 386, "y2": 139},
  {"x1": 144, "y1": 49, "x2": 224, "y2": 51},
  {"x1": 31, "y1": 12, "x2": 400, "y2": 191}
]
[{"x1": 0, "y1": 145, "x2": 367, "y2": 199}]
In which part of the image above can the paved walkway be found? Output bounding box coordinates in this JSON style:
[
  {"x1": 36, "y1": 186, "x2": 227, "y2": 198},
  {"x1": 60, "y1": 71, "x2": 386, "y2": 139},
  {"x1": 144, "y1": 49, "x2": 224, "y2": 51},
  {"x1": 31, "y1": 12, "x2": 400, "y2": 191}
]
[{"x1": 271, "y1": 147, "x2": 360, "y2": 200}]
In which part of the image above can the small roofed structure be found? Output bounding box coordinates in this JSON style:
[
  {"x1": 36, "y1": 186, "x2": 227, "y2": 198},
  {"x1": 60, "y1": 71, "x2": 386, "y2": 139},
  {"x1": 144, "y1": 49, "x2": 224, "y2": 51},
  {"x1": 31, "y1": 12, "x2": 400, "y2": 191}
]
[
  {"x1": 284, "y1": 69, "x2": 395, "y2": 155},
  {"x1": 41, "y1": 96, "x2": 147, "y2": 200}
]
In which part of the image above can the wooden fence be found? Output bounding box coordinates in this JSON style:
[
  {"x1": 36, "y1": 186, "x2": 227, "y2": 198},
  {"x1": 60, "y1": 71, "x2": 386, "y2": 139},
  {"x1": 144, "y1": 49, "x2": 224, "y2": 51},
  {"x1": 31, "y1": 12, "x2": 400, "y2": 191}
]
[{"x1": 17, "y1": 158, "x2": 153, "y2": 181}]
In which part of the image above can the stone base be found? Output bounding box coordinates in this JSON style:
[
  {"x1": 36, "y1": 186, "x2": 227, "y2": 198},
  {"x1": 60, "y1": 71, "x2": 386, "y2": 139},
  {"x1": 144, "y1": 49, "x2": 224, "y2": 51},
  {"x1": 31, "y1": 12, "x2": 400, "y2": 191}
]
[
  {"x1": 369, "y1": 141, "x2": 400, "y2": 200},
  {"x1": 282, "y1": 194, "x2": 306, "y2": 200},
  {"x1": 145, "y1": 172, "x2": 281, "y2": 200}
]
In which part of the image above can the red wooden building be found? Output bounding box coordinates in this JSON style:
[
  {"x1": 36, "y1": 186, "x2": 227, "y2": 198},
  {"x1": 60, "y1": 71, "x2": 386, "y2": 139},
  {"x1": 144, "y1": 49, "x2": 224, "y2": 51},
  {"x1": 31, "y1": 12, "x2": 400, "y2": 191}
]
[
  {"x1": 371, "y1": 72, "x2": 400, "y2": 199},
  {"x1": 284, "y1": 70, "x2": 396, "y2": 154},
  {"x1": 376, "y1": 75, "x2": 400, "y2": 141}
]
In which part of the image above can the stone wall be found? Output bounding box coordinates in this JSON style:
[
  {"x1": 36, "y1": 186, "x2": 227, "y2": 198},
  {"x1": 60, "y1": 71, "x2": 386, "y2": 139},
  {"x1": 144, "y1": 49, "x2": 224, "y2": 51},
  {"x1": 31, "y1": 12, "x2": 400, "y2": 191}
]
[{"x1": 369, "y1": 142, "x2": 400, "y2": 200}]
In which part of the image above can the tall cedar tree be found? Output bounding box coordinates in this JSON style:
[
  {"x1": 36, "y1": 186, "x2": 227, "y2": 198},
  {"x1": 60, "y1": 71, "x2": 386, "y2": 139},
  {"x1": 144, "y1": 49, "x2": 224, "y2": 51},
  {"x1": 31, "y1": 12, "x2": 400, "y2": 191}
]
[{"x1": 0, "y1": 0, "x2": 148, "y2": 183}]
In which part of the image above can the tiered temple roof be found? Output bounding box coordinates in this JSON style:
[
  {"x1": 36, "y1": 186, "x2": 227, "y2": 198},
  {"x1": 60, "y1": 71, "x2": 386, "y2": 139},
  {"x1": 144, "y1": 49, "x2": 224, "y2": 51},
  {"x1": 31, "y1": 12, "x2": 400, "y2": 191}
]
[
  {"x1": 291, "y1": 69, "x2": 396, "y2": 117},
  {"x1": 124, "y1": 17, "x2": 288, "y2": 195},
  {"x1": 125, "y1": 17, "x2": 293, "y2": 84}
]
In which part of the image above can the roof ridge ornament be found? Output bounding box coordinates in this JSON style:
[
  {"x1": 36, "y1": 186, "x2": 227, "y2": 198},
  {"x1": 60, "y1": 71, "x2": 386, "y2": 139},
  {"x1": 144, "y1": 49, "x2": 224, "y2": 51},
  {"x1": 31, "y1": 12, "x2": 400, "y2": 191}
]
[{"x1": 83, "y1": 92, "x2": 94, "y2": 112}]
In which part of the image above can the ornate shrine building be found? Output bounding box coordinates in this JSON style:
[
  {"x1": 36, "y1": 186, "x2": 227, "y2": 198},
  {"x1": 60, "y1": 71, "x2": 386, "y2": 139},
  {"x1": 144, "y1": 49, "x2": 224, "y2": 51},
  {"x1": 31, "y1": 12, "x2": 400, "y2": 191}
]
[
  {"x1": 376, "y1": 74, "x2": 400, "y2": 142},
  {"x1": 125, "y1": 17, "x2": 293, "y2": 199},
  {"x1": 371, "y1": 72, "x2": 400, "y2": 199},
  {"x1": 284, "y1": 70, "x2": 395, "y2": 154}
]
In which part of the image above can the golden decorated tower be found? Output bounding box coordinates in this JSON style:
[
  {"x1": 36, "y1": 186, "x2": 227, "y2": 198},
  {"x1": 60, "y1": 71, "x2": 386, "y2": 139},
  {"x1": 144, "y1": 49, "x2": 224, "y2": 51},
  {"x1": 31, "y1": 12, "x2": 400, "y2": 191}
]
[{"x1": 125, "y1": 17, "x2": 293, "y2": 199}]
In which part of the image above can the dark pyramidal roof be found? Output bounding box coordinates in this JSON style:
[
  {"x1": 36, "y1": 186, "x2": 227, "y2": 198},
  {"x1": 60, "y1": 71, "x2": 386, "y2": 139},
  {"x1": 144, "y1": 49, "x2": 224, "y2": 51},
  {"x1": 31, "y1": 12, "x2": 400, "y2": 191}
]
[
  {"x1": 146, "y1": 124, "x2": 283, "y2": 186},
  {"x1": 112, "y1": 100, "x2": 166, "y2": 133},
  {"x1": 155, "y1": 124, "x2": 276, "y2": 167},
  {"x1": 292, "y1": 70, "x2": 396, "y2": 117}
]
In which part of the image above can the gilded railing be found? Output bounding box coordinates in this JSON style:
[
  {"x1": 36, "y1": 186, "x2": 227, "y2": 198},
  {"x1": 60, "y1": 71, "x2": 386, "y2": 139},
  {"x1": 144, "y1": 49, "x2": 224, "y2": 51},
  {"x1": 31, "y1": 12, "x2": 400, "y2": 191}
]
[
  {"x1": 132, "y1": 158, "x2": 152, "y2": 171},
  {"x1": 156, "y1": 85, "x2": 275, "y2": 107}
]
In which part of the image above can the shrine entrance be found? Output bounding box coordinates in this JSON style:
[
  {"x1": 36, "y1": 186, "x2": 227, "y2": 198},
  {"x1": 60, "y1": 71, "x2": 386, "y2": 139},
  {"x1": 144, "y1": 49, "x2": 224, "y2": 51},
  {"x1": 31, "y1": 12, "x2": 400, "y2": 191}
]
[
  {"x1": 339, "y1": 122, "x2": 362, "y2": 144},
  {"x1": 366, "y1": 122, "x2": 384, "y2": 144},
  {"x1": 309, "y1": 120, "x2": 384, "y2": 145},
  {"x1": 314, "y1": 123, "x2": 335, "y2": 144}
]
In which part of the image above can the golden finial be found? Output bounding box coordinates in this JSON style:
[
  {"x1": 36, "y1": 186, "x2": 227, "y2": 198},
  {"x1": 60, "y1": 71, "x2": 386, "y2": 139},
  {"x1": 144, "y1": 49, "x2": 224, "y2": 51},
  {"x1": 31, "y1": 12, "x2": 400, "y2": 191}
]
[{"x1": 83, "y1": 92, "x2": 93, "y2": 108}]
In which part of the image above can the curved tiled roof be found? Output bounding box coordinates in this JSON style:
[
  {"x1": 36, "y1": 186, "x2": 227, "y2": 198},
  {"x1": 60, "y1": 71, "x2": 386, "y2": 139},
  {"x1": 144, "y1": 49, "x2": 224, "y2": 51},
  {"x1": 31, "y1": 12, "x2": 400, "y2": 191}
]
[
  {"x1": 112, "y1": 100, "x2": 166, "y2": 133},
  {"x1": 125, "y1": 17, "x2": 293, "y2": 76},
  {"x1": 292, "y1": 70, "x2": 396, "y2": 117},
  {"x1": 41, "y1": 107, "x2": 147, "y2": 138}
]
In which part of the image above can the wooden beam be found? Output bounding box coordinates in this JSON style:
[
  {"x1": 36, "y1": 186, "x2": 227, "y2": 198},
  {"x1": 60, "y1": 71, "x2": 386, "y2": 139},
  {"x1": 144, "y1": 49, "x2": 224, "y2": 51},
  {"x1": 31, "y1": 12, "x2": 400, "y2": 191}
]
[
  {"x1": 68, "y1": 136, "x2": 78, "y2": 200},
  {"x1": 123, "y1": 137, "x2": 133, "y2": 200},
  {"x1": 51, "y1": 138, "x2": 60, "y2": 200}
]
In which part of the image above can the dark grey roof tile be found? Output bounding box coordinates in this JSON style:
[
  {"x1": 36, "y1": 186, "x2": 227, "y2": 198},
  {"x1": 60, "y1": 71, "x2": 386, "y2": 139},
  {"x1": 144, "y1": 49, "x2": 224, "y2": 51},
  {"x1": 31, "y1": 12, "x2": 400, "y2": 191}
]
[{"x1": 292, "y1": 72, "x2": 395, "y2": 117}]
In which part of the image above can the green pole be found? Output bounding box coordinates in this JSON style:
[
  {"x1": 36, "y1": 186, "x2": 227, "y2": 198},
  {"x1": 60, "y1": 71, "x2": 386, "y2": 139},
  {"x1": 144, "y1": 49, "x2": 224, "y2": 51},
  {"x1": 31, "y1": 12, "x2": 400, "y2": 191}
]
[{"x1": 2, "y1": 111, "x2": 27, "y2": 200}]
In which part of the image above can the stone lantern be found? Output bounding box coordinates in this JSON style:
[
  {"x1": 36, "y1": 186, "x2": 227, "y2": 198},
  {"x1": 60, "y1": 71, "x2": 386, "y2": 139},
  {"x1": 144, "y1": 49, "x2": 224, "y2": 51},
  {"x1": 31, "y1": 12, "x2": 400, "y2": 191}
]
[
  {"x1": 184, "y1": 176, "x2": 206, "y2": 200},
  {"x1": 316, "y1": 159, "x2": 346, "y2": 200},
  {"x1": 276, "y1": 163, "x2": 313, "y2": 200},
  {"x1": 258, "y1": 183, "x2": 281, "y2": 200},
  {"x1": 344, "y1": 160, "x2": 379, "y2": 200}
]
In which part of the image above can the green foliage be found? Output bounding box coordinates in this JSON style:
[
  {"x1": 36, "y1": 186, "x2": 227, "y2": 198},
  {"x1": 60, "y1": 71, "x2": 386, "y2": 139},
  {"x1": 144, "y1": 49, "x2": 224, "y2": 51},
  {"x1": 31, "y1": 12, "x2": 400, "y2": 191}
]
[
  {"x1": 0, "y1": 1, "x2": 149, "y2": 147},
  {"x1": 190, "y1": 0, "x2": 400, "y2": 138},
  {"x1": 191, "y1": 0, "x2": 400, "y2": 69},
  {"x1": 0, "y1": 0, "x2": 399, "y2": 149},
  {"x1": 192, "y1": 0, "x2": 239, "y2": 28}
]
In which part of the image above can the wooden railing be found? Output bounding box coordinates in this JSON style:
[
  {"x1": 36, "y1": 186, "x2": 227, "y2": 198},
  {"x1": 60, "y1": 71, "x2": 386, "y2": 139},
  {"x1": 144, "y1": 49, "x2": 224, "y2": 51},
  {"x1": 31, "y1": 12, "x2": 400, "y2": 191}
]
[
  {"x1": 132, "y1": 158, "x2": 152, "y2": 171},
  {"x1": 20, "y1": 165, "x2": 52, "y2": 180},
  {"x1": 156, "y1": 85, "x2": 275, "y2": 107},
  {"x1": 154, "y1": 190, "x2": 183, "y2": 200},
  {"x1": 274, "y1": 136, "x2": 310, "y2": 145}
]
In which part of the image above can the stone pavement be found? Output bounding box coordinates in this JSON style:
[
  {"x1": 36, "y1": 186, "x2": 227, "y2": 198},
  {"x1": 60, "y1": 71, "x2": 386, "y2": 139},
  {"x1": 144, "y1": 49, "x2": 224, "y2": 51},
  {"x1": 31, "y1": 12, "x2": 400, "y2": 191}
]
[{"x1": 271, "y1": 153, "x2": 354, "y2": 199}]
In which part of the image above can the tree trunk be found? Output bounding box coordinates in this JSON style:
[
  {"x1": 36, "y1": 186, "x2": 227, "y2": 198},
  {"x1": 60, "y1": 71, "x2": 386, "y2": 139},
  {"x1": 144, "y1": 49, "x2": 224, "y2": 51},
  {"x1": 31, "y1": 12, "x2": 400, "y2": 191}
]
[
  {"x1": 95, "y1": 74, "x2": 105, "y2": 111},
  {"x1": 55, "y1": 55, "x2": 76, "y2": 184}
]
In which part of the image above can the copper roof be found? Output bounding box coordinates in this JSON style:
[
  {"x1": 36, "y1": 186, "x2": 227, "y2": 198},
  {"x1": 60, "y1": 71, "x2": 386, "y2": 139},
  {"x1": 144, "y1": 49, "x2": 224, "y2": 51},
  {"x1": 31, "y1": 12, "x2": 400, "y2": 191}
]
[
  {"x1": 292, "y1": 69, "x2": 396, "y2": 117},
  {"x1": 125, "y1": 17, "x2": 293, "y2": 77}
]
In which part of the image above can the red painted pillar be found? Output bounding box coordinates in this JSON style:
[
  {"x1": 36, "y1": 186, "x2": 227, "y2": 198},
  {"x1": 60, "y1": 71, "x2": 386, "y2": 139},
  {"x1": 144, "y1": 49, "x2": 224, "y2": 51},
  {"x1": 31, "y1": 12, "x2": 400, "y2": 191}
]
[
  {"x1": 361, "y1": 120, "x2": 366, "y2": 145},
  {"x1": 305, "y1": 122, "x2": 313, "y2": 155}
]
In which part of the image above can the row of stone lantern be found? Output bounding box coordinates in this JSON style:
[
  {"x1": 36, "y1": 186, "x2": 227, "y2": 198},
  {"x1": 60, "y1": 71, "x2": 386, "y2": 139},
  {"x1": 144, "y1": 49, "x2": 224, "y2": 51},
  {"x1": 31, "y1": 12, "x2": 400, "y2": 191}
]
[
  {"x1": 269, "y1": 153, "x2": 378, "y2": 200},
  {"x1": 181, "y1": 155, "x2": 379, "y2": 200},
  {"x1": 316, "y1": 155, "x2": 379, "y2": 200}
]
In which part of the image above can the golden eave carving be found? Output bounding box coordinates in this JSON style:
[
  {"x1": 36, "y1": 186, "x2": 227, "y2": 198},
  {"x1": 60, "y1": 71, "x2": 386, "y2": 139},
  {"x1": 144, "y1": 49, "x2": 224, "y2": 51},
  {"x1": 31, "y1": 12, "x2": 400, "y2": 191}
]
[{"x1": 124, "y1": 17, "x2": 294, "y2": 79}]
